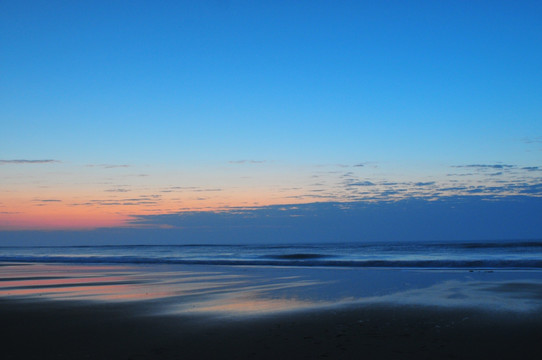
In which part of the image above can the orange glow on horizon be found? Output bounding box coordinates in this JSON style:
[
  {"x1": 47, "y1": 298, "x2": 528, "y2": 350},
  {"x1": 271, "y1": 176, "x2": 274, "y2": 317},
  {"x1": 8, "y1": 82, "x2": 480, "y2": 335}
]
[
  {"x1": 0, "y1": 187, "x2": 324, "y2": 230},
  {"x1": 0, "y1": 212, "x2": 130, "y2": 230}
]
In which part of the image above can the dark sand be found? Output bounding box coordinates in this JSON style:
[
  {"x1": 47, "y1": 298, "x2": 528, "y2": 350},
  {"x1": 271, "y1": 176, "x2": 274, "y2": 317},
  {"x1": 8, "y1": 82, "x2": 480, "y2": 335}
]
[
  {"x1": 3, "y1": 298, "x2": 542, "y2": 360},
  {"x1": 2, "y1": 263, "x2": 542, "y2": 359}
]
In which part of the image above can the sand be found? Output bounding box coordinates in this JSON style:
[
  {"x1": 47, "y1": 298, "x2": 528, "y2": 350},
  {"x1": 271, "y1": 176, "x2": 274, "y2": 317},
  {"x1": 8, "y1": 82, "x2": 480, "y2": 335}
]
[
  {"x1": 2, "y1": 298, "x2": 542, "y2": 360},
  {"x1": 2, "y1": 262, "x2": 542, "y2": 359}
]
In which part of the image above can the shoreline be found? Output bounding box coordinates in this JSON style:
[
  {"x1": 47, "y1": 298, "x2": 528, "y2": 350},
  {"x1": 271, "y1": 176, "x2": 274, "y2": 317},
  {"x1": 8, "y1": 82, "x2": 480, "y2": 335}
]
[{"x1": 2, "y1": 262, "x2": 542, "y2": 359}]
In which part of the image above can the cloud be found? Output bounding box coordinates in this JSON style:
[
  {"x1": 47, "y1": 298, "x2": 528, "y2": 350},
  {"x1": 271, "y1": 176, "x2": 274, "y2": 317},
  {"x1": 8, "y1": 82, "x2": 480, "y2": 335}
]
[
  {"x1": 104, "y1": 188, "x2": 131, "y2": 193},
  {"x1": 331, "y1": 161, "x2": 542, "y2": 201},
  {"x1": 228, "y1": 160, "x2": 265, "y2": 164},
  {"x1": 452, "y1": 164, "x2": 515, "y2": 170},
  {"x1": 86, "y1": 164, "x2": 130, "y2": 169},
  {"x1": 71, "y1": 197, "x2": 159, "y2": 207},
  {"x1": 413, "y1": 182, "x2": 436, "y2": 186},
  {"x1": 522, "y1": 137, "x2": 542, "y2": 144},
  {"x1": 351, "y1": 161, "x2": 378, "y2": 169},
  {"x1": 379, "y1": 190, "x2": 403, "y2": 196},
  {"x1": 124, "y1": 196, "x2": 542, "y2": 243},
  {"x1": 440, "y1": 186, "x2": 468, "y2": 191},
  {"x1": 0, "y1": 159, "x2": 59, "y2": 164},
  {"x1": 516, "y1": 183, "x2": 542, "y2": 195},
  {"x1": 345, "y1": 180, "x2": 375, "y2": 187},
  {"x1": 104, "y1": 164, "x2": 129, "y2": 168},
  {"x1": 447, "y1": 173, "x2": 475, "y2": 177},
  {"x1": 32, "y1": 199, "x2": 62, "y2": 203}
]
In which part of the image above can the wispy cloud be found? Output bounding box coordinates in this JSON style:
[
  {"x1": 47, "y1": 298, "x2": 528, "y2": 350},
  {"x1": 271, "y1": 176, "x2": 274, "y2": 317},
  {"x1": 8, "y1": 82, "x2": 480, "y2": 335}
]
[
  {"x1": 522, "y1": 137, "x2": 542, "y2": 144},
  {"x1": 104, "y1": 188, "x2": 131, "y2": 193},
  {"x1": 0, "y1": 159, "x2": 59, "y2": 164},
  {"x1": 345, "y1": 180, "x2": 375, "y2": 187},
  {"x1": 86, "y1": 164, "x2": 130, "y2": 169},
  {"x1": 71, "y1": 197, "x2": 160, "y2": 207},
  {"x1": 325, "y1": 160, "x2": 542, "y2": 202},
  {"x1": 228, "y1": 160, "x2": 265, "y2": 164},
  {"x1": 413, "y1": 182, "x2": 436, "y2": 186},
  {"x1": 452, "y1": 164, "x2": 515, "y2": 170},
  {"x1": 352, "y1": 161, "x2": 378, "y2": 169}
]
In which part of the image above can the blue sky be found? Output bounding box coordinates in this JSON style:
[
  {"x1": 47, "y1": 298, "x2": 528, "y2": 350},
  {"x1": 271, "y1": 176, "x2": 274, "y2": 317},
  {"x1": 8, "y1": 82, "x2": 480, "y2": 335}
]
[{"x1": 1, "y1": 1, "x2": 541, "y2": 241}]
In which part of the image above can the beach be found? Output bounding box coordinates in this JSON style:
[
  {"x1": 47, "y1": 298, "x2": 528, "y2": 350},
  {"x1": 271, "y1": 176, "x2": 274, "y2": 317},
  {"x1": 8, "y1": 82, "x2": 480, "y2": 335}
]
[
  {"x1": 3, "y1": 1, "x2": 542, "y2": 359},
  {"x1": 3, "y1": 298, "x2": 542, "y2": 359},
  {"x1": 2, "y1": 262, "x2": 542, "y2": 359}
]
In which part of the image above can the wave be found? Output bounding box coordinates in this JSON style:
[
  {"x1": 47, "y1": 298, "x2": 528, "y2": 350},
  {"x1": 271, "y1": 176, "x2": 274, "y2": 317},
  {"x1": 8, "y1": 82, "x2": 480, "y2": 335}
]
[
  {"x1": 2, "y1": 240, "x2": 541, "y2": 250},
  {"x1": 450, "y1": 241, "x2": 542, "y2": 249},
  {"x1": 1, "y1": 255, "x2": 542, "y2": 269},
  {"x1": 261, "y1": 253, "x2": 331, "y2": 260}
]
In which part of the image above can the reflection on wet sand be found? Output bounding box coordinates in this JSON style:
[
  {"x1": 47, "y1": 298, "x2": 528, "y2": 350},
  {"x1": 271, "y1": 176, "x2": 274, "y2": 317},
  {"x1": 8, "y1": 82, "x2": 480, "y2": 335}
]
[
  {"x1": 365, "y1": 279, "x2": 542, "y2": 312},
  {"x1": 183, "y1": 293, "x2": 323, "y2": 314},
  {"x1": 2, "y1": 262, "x2": 542, "y2": 316},
  {"x1": 0, "y1": 263, "x2": 328, "y2": 315}
]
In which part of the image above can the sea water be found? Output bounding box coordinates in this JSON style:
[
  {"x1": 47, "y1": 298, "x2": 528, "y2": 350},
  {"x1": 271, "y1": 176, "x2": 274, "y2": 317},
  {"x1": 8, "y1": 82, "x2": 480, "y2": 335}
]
[{"x1": 1, "y1": 240, "x2": 541, "y2": 269}]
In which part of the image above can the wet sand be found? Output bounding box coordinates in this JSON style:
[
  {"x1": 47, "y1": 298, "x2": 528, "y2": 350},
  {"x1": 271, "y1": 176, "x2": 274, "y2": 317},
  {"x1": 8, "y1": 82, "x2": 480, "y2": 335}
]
[
  {"x1": 2, "y1": 298, "x2": 542, "y2": 360},
  {"x1": 2, "y1": 263, "x2": 542, "y2": 359}
]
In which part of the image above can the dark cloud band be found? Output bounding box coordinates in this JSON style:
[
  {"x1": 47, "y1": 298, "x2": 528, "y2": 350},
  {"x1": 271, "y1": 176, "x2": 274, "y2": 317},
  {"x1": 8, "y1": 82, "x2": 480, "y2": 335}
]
[{"x1": 0, "y1": 159, "x2": 59, "y2": 164}]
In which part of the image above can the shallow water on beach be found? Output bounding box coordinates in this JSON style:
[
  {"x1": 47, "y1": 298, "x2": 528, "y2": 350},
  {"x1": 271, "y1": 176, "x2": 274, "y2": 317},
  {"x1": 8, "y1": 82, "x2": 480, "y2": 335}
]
[{"x1": 1, "y1": 262, "x2": 542, "y2": 316}]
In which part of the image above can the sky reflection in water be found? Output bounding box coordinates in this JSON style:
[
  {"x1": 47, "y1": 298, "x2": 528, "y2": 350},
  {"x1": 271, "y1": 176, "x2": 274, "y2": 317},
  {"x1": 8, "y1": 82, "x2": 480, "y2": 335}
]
[{"x1": 1, "y1": 263, "x2": 542, "y2": 316}]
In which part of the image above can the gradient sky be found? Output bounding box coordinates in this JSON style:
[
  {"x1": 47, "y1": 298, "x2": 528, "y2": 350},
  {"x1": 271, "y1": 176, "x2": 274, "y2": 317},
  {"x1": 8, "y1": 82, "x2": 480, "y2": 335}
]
[{"x1": 1, "y1": 1, "x2": 541, "y2": 242}]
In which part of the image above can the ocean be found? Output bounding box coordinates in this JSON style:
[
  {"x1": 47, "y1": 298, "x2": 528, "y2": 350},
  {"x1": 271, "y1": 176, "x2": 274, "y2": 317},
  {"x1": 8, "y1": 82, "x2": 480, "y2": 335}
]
[{"x1": 1, "y1": 240, "x2": 541, "y2": 269}]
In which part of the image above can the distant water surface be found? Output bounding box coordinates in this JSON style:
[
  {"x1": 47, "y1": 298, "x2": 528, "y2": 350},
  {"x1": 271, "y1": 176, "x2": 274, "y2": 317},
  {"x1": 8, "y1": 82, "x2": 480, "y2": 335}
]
[{"x1": 1, "y1": 240, "x2": 541, "y2": 269}]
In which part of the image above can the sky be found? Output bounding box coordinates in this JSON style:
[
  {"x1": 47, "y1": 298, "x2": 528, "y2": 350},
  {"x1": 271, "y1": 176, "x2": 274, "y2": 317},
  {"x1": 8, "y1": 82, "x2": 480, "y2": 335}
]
[{"x1": 1, "y1": 1, "x2": 541, "y2": 244}]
